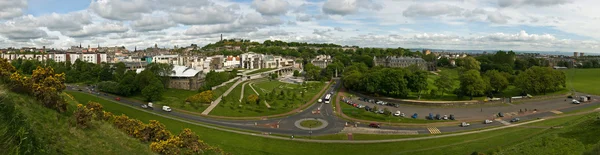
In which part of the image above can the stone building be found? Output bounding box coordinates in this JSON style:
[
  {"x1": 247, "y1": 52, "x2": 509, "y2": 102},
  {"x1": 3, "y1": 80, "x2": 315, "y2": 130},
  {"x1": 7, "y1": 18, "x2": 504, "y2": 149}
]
[
  {"x1": 310, "y1": 55, "x2": 332, "y2": 68},
  {"x1": 240, "y1": 52, "x2": 263, "y2": 69},
  {"x1": 373, "y1": 56, "x2": 429, "y2": 70},
  {"x1": 137, "y1": 65, "x2": 204, "y2": 90}
]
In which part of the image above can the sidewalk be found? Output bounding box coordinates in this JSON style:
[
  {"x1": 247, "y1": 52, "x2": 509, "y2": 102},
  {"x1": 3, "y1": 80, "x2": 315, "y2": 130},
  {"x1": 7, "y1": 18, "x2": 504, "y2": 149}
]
[{"x1": 202, "y1": 79, "x2": 244, "y2": 115}]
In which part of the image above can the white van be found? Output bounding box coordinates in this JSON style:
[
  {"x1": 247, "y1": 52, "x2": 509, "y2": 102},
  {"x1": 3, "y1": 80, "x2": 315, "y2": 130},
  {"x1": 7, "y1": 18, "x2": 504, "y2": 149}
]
[
  {"x1": 148, "y1": 102, "x2": 153, "y2": 108},
  {"x1": 162, "y1": 106, "x2": 172, "y2": 112}
]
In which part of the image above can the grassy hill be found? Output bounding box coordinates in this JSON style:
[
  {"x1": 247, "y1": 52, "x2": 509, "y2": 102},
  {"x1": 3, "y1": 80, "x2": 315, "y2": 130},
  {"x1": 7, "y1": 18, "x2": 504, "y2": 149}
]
[{"x1": 0, "y1": 88, "x2": 154, "y2": 155}]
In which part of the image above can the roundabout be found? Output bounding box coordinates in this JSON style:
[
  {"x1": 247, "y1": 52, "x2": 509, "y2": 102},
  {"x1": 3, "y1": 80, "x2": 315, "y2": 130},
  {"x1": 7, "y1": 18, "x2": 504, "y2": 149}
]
[{"x1": 294, "y1": 118, "x2": 328, "y2": 130}]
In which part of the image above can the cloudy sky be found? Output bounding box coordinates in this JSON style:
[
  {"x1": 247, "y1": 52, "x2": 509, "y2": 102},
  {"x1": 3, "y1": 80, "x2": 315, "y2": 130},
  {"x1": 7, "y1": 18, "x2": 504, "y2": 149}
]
[{"x1": 0, "y1": 0, "x2": 599, "y2": 52}]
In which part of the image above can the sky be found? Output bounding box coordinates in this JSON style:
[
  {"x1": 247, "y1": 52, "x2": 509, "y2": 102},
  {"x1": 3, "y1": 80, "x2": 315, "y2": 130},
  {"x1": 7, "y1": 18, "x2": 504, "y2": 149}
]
[{"x1": 0, "y1": 0, "x2": 599, "y2": 53}]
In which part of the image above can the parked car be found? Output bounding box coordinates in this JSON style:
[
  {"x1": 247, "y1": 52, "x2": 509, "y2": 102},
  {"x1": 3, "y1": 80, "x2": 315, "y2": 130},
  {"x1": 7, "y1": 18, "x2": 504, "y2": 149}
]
[
  {"x1": 460, "y1": 122, "x2": 470, "y2": 127},
  {"x1": 318, "y1": 99, "x2": 323, "y2": 103},
  {"x1": 400, "y1": 113, "x2": 405, "y2": 117},
  {"x1": 428, "y1": 113, "x2": 434, "y2": 120},
  {"x1": 357, "y1": 104, "x2": 365, "y2": 108},
  {"x1": 449, "y1": 114, "x2": 455, "y2": 120},
  {"x1": 443, "y1": 115, "x2": 448, "y2": 120},
  {"x1": 498, "y1": 112, "x2": 504, "y2": 117},
  {"x1": 103, "y1": 93, "x2": 107, "y2": 96},
  {"x1": 148, "y1": 102, "x2": 153, "y2": 108},
  {"x1": 510, "y1": 118, "x2": 520, "y2": 122},
  {"x1": 115, "y1": 97, "x2": 121, "y2": 101},
  {"x1": 364, "y1": 106, "x2": 372, "y2": 111},
  {"x1": 141, "y1": 104, "x2": 148, "y2": 109},
  {"x1": 393, "y1": 103, "x2": 400, "y2": 108},
  {"x1": 377, "y1": 109, "x2": 385, "y2": 114},
  {"x1": 369, "y1": 123, "x2": 381, "y2": 128},
  {"x1": 435, "y1": 114, "x2": 441, "y2": 120},
  {"x1": 162, "y1": 106, "x2": 172, "y2": 112},
  {"x1": 572, "y1": 99, "x2": 580, "y2": 104},
  {"x1": 352, "y1": 103, "x2": 358, "y2": 107},
  {"x1": 411, "y1": 113, "x2": 418, "y2": 119},
  {"x1": 484, "y1": 119, "x2": 493, "y2": 124},
  {"x1": 393, "y1": 111, "x2": 402, "y2": 116}
]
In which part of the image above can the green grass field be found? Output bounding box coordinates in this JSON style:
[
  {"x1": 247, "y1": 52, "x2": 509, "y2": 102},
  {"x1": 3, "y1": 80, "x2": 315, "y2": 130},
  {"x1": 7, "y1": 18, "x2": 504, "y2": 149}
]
[
  {"x1": 66, "y1": 90, "x2": 600, "y2": 155},
  {"x1": 132, "y1": 88, "x2": 207, "y2": 113},
  {"x1": 0, "y1": 91, "x2": 153, "y2": 154},
  {"x1": 212, "y1": 81, "x2": 236, "y2": 99},
  {"x1": 564, "y1": 68, "x2": 600, "y2": 95},
  {"x1": 210, "y1": 80, "x2": 325, "y2": 117}
]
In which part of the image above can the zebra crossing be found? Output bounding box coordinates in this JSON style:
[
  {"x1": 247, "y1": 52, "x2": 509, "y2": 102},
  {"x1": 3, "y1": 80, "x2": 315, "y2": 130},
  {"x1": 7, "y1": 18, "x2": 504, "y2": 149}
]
[
  {"x1": 427, "y1": 127, "x2": 441, "y2": 134},
  {"x1": 550, "y1": 110, "x2": 563, "y2": 114},
  {"x1": 495, "y1": 119, "x2": 511, "y2": 125}
]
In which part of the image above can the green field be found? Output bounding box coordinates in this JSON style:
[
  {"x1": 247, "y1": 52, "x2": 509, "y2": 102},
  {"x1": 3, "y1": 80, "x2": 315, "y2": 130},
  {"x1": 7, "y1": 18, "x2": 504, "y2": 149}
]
[
  {"x1": 0, "y1": 91, "x2": 153, "y2": 154},
  {"x1": 564, "y1": 68, "x2": 600, "y2": 95},
  {"x1": 209, "y1": 80, "x2": 325, "y2": 117},
  {"x1": 66, "y1": 90, "x2": 600, "y2": 155},
  {"x1": 299, "y1": 120, "x2": 323, "y2": 128},
  {"x1": 131, "y1": 88, "x2": 207, "y2": 113},
  {"x1": 212, "y1": 81, "x2": 236, "y2": 99}
]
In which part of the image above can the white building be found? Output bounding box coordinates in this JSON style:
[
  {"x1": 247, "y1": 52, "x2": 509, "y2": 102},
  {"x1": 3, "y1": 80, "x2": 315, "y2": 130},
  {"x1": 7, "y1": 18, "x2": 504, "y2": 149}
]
[
  {"x1": 224, "y1": 55, "x2": 241, "y2": 68},
  {"x1": 311, "y1": 55, "x2": 332, "y2": 68},
  {"x1": 152, "y1": 54, "x2": 180, "y2": 64}
]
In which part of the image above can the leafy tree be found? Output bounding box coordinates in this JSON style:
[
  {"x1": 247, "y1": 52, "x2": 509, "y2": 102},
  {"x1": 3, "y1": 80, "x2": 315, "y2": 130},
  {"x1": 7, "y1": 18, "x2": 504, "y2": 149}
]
[
  {"x1": 30, "y1": 66, "x2": 67, "y2": 112},
  {"x1": 0, "y1": 58, "x2": 16, "y2": 82},
  {"x1": 434, "y1": 71, "x2": 454, "y2": 97},
  {"x1": 458, "y1": 70, "x2": 486, "y2": 100},
  {"x1": 304, "y1": 63, "x2": 323, "y2": 80},
  {"x1": 459, "y1": 57, "x2": 481, "y2": 71},
  {"x1": 118, "y1": 71, "x2": 137, "y2": 96},
  {"x1": 113, "y1": 62, "x2": 127, "y2": 82},
  {"x1": 141, "y1": 77, "x2": 164, "y2": 102},
  {"x1": 514, "y1": 66, "x2": 565, "y2": 95},
  {"x1": 293, "y1": 70, "x2": 300, "y2": 77},
  {"x1": 408, "y1": 71, "x2": 428, "y2": 100},
  {"x1": 484, "y1": 70, "x2": 509, "y2": 94}
]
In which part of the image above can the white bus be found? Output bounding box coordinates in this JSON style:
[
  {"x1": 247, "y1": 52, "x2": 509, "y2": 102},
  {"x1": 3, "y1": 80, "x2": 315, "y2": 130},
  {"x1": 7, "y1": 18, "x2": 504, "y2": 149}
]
[{"x1": 324, "y1": 94, "x2": 331, "y2": 104}]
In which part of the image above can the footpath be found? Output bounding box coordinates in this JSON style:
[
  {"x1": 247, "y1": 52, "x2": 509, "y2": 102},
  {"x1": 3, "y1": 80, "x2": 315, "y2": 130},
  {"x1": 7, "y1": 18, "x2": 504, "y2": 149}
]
[{"x1": 201, "y1": 79, "x2": 244, "y2": 115}]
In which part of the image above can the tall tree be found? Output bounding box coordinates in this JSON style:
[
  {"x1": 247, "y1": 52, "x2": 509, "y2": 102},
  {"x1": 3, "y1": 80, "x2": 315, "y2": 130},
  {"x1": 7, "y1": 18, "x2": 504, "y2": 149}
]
[
  {"x1": 434, "y1": 71, "x2": 454, "y2": 97},
  {"x1": 458, "y1": 70, "x2": 486, "y2": 100},
  {"x1": 408, "y1": 71, "x2": 428, "y2": 100},
  {"x1": 141, "y1": 77, "x2": 164, "y2": 102},
  {"x1": 484, "y1": 70, "x2": 509, "y2": 93},
  {"x1": 460, "y1": 57, "x2": 481, "y2": 71}
]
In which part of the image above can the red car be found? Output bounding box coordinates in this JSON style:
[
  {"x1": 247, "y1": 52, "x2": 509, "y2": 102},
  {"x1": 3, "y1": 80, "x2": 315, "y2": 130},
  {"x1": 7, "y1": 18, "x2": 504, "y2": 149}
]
[
  {"x1": 115, "y1": 97, "x2": 121, "y2": 101},
  {"x1": 352, "y1": 103, "x2": 358, "y2": 107},
  {"x1": 369, "y1": 123, "x2": 381, "y2": 128}
]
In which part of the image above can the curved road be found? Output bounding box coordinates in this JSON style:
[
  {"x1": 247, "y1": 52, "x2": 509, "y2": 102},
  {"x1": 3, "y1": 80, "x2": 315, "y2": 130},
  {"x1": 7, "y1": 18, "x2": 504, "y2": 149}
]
[{"x1": 68, "y1": 79, "x2": 600, "y2": 137}]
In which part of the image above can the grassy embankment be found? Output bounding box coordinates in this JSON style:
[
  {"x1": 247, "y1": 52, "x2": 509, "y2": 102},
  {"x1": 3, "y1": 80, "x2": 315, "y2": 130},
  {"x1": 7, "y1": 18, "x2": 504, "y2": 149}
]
[
  {"x1": 0, "y1": 90, "x2": 153, "y2": 154},
  {"x1": 67, "y1": 89, "x2": 600, "y2": 155}
]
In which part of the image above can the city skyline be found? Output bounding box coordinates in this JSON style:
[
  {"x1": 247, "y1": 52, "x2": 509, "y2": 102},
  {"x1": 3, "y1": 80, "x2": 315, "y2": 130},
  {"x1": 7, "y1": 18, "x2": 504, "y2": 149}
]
[{"x1": 1, "y1": 0, "x2": 599, "y2": 52}]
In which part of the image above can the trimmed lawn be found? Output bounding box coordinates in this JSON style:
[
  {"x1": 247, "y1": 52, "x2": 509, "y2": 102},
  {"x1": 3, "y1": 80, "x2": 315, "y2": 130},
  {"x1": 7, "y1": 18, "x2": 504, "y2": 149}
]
[
  {"x1": 209, "y1": 80, "x2": 326, "y2": 117},
  {"x1": 65, "y1": 91, "x2": 600, "y2": 155},
  {"x1": 564, "y1": 68, "x2": 600, "y2": 95},
  {"x1": 299, "y1": 120, "x2": 323, "y2": 128},
  {"x1": 131, "y1": 88, "x2": 207, "y2": 112},
  {"x1": 212, "y1": 81, "x2": 236, "y2": 99}
]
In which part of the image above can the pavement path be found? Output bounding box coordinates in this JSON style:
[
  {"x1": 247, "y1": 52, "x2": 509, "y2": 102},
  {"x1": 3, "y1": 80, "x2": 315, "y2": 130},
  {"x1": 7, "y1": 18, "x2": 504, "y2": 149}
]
[
  {"x1": 239, "y1": 82, "x2": 246, "y2": 102},
  {"x1": 201, "y1": 79, "x2": 244, "y2": 115}
]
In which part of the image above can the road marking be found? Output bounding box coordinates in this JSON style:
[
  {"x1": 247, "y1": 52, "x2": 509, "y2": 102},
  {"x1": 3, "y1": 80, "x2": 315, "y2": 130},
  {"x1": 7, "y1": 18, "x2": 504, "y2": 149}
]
[
  {"x1": 427, "y1": 127, "x2": 441, "y2": 134},
  {"x1": 550, "y1": 110, "x2": 563, "y2": 114},
  {"x1": 495, "y1": 119, "x2": 511, "y2": 125}
]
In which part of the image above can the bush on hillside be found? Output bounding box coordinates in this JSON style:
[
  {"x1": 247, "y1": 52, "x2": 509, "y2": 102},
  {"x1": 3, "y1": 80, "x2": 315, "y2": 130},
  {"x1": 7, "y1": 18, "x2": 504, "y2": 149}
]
[
  {"x1": 137, "y1": 120, "x2": 172, "y2": 142},
  {"x1": 85, "y1": 101, "x2": 104, "y2": 120},
  {"x1": 73, "y1": 104, "x2": 93, "y2": 128}
]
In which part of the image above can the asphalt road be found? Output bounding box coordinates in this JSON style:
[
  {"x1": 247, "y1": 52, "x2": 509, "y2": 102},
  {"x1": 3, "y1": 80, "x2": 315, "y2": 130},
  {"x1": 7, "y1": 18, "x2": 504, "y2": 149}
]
[{"x1": 68, "y1": 81, "x2": 600, "y2": 136}]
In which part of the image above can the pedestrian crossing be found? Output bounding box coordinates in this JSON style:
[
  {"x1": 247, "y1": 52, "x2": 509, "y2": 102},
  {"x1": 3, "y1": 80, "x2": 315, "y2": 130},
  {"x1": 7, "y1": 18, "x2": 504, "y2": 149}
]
[
  {"x1": 427, "y1": 127, "x2": 441, "y2": 134},
  {"x1": 495, "y1": 119, "x2": 511, "y2": 125},
  {"x1": 550, "y1": 110, "x2": 563, "y2": 114}
]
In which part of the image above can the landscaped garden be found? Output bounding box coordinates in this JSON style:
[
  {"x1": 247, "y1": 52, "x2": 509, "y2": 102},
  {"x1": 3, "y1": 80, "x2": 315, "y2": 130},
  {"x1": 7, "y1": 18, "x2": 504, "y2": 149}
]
[{"x1": 208, "y1": 80, "x2": 326, "y2": 117}]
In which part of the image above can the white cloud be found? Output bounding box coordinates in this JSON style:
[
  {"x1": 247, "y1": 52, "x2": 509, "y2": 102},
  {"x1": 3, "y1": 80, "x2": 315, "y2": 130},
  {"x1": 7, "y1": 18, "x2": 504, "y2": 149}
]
[
  {"x1": 498, "y1": 0, "x2": 573, "y2": 8},
  {"x1": 403, "y1": 3, "x2": 464, "y2": 17},
  {"x1": 0, "y1": 22, "x2": 47, "y2": 41},
  {"x1": 131, "y1": 15, "x2": 176, "y2": 32},
  {"x1": 252, "y1": 0, "x2": 289, "y2": 16},
  {"x1": 169, "y1": 4, "x2": 239, "y2": 25},
  {"x1": 89, "y1": 0, "x2": 152, "y2": 20},
  {"x1": 322, "y1": 0, "x2": 382, "y2": 15},
  {"x1": 0, "y1": 0, "x2": 27, "y2": 19},
  {"x1": 63, "y1": 22, "x2": 129, "y2": 38}
]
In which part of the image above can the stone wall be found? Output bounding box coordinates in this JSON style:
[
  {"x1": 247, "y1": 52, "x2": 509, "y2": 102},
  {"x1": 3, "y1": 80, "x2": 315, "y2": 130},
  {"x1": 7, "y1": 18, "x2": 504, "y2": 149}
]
[{"x1": 169, "y1": 78, "x2": 204, "y2": 90}]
